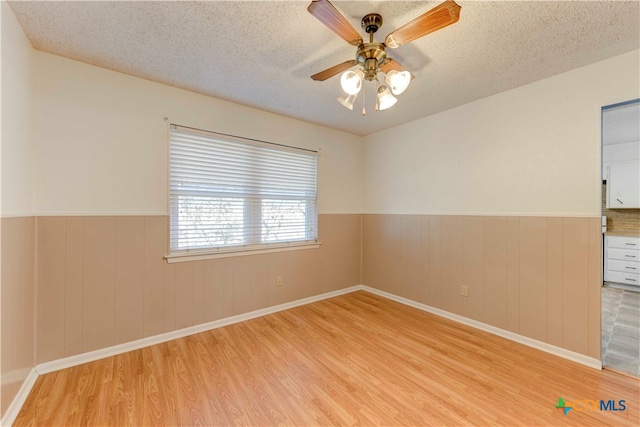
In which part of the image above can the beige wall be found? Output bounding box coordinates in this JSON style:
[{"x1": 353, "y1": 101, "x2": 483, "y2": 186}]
[
  {"x1": 363, "y1": 214, "x2": 602, "y2": 358},
  {"x1": 363, "y1": 50, "x2": 640, "y2": 216},
  {"x1": 1, "y1": 2, "x2": 35, "y2": 419},
  {"x1": 31, "y1": 51, "x2": 364, "y2": 216},
  {"x1": 35, "y1": 214, "x2": 361, "y2": 364},
  {"x1": 28, "y1": 45, "x2": 366, "y2": 367},
  {"x1": 1, "y1": 1, "x2": 33, "y2": 215},
  {"x1": 360, "y1": 50, "x2": 639, "y2": 359}
]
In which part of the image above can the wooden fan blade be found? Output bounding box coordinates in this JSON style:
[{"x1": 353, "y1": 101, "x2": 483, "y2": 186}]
[
  {"x1": 311, "y1": 60, "x2": 358, "y2": 81},
  {"x1": 380, "y1": 58, "x2": 415, "y2": 80},
  {"x1": 308, "y1": 0, "x2": 363, "y2": 46},
  {"x1": 385, "y1": 0, "x2": 461, "y2": 49}
]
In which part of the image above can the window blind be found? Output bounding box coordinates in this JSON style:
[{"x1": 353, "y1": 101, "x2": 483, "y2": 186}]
[{"x1": 169, "y1": 125, "x2": 318, "y2": 254}]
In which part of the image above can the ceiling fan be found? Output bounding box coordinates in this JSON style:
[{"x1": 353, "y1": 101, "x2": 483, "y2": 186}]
[{"x1": 307, "y1": 0, "x2": 461, "y2": 114}]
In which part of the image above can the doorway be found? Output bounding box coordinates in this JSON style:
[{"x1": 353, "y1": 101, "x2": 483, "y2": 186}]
[{"x1": 601, "y1": 99, "x2": 640, "y2": 377}]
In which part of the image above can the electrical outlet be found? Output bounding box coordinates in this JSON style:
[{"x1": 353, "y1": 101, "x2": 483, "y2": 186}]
[
  {"x1": 276, "y1": 276, "x2": 283, "y2": 287},
  {"x1": 461, "y1": 285, "x2": 468, "y2": 297}
]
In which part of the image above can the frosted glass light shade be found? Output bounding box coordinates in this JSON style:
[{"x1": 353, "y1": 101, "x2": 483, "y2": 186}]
[
  {"x1": 385, "y1": 70, "x2": 411, "y2": 95},
  {"x1": 337, "y1": 93, "x2": 358, "y2": 110},
  {"x1": 340, "y1": 70, "x2": 364, "y2": 95},
  {"x1": 377, "y1": 85, "x2": 397, "y2": 110}
]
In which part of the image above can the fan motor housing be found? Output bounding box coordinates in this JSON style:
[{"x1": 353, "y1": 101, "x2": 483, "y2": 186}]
[
  {"x1": 356, "y1": 42, "x2": 387, "y2": 80},
  {"x1": 356, "y1": 42, "x2": 387, "y2": 64}
]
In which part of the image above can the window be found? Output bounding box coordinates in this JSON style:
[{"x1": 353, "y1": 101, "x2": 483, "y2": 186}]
[{"x1": 168, "y1": 125, "x2": 318, "y2": 259}]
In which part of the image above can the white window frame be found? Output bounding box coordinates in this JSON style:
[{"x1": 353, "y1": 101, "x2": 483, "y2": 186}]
[{"x1": 166, "y1": 124, "x2": 320, "y2": 263}]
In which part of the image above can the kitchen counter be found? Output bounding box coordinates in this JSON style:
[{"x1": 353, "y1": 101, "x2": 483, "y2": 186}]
[{"x1": 605, "y1": 230, "x2": 640, "y2": 237}]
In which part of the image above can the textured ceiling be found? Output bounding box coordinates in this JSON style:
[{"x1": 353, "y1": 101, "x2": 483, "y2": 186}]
[
  {"x1": 603, "y1": 102, "x2": 640, "y2": 146},
  {"x1": 8, "y1": 0, "x2": 640, "y2": 136}
]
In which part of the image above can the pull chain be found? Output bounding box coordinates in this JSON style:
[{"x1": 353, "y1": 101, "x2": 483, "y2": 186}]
[{"x1": 361, "y1": 84, "x2": 366, "y2": 116}]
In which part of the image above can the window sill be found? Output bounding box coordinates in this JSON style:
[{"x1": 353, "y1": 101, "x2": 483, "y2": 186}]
[{"x1": 165, "y1": 242, "x2": 321, "y2": 263}]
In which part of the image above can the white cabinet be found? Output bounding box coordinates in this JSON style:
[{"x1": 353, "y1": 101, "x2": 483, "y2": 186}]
[
  {"x1": 604, "y1": 235, "x2": 639, "y2": 287},
  {"x1": 606, "y1": 161, "x2": 640, "y2": 208}
]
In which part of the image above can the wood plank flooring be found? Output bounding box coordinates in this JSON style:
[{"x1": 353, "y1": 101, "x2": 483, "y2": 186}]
[{"x1": 15, "y1": 291, "x2": 640, "y2": 426}]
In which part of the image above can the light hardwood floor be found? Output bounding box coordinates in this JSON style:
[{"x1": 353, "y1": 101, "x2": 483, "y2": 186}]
[{"x1": 15, "y1": 291, "x2": 640, "y2": 426}]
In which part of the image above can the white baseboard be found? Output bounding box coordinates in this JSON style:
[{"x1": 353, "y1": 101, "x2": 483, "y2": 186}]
[
  {"x1": 6, "y1": 284, "x2": 601, "y2": 425},
  {"x1": 361, "y1": 285, "x2": 602, "y2": 370},
  {"x1": 36, "y1": 285, "x2": 362, "y2": 375},
  {"x1": 35, "y1": 283, "x2": 602, "y2": 376},
  {"x1": 1, "y1": 367, "x2": 38, "y2": 427}
]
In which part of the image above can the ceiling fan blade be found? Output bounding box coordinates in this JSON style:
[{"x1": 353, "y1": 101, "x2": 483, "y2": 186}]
[
  {"x1": 308, "y1": 0, "x2": 363, "y2": 46},
  {"x1": 311, "y1": 60, "x2": 358, "y2": 81},
  {"x1": 380, "y1": 58, "x2": 415, "y2": 80},
  {"x1": 385, "y1": 0, "x2": 461, "y2": 49}
]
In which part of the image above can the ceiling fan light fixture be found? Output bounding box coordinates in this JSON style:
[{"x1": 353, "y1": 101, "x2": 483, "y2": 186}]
[
  {"x1": 385, "y1": 70, "x2": 411, "y2": 95},
  {"x1": 337, "y1": 93, "x2": 358, "y2": 110},
  {"x1": 377, "y1": 85, "x2": 397, "y2": 110},
  {"x1": 340, "y1": 70, "x2": 364, "y2": 95},
  {"x1": 308, "y1": 0, "x2": 462, "y2": 115}
]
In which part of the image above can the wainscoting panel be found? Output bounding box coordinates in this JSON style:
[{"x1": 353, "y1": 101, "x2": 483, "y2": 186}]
[
  {"x1": 362, "y1": 214, "x2": 602, "y2": 359},
  {"x1": 518, "y1": 217, "x2": 548, "y2": 343},
  {"x1": 482, "y1": 216, "x2": 508, "y2": 331},
  {"x1": 1, "y1": 216, "x2": 35, "y2": 416},
  {"x1": 35, "y1": 214, "x2": 361, "y2": 364},
  {"x1": 64, "y1": 217, "x2": 84, "y2": 358}
]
